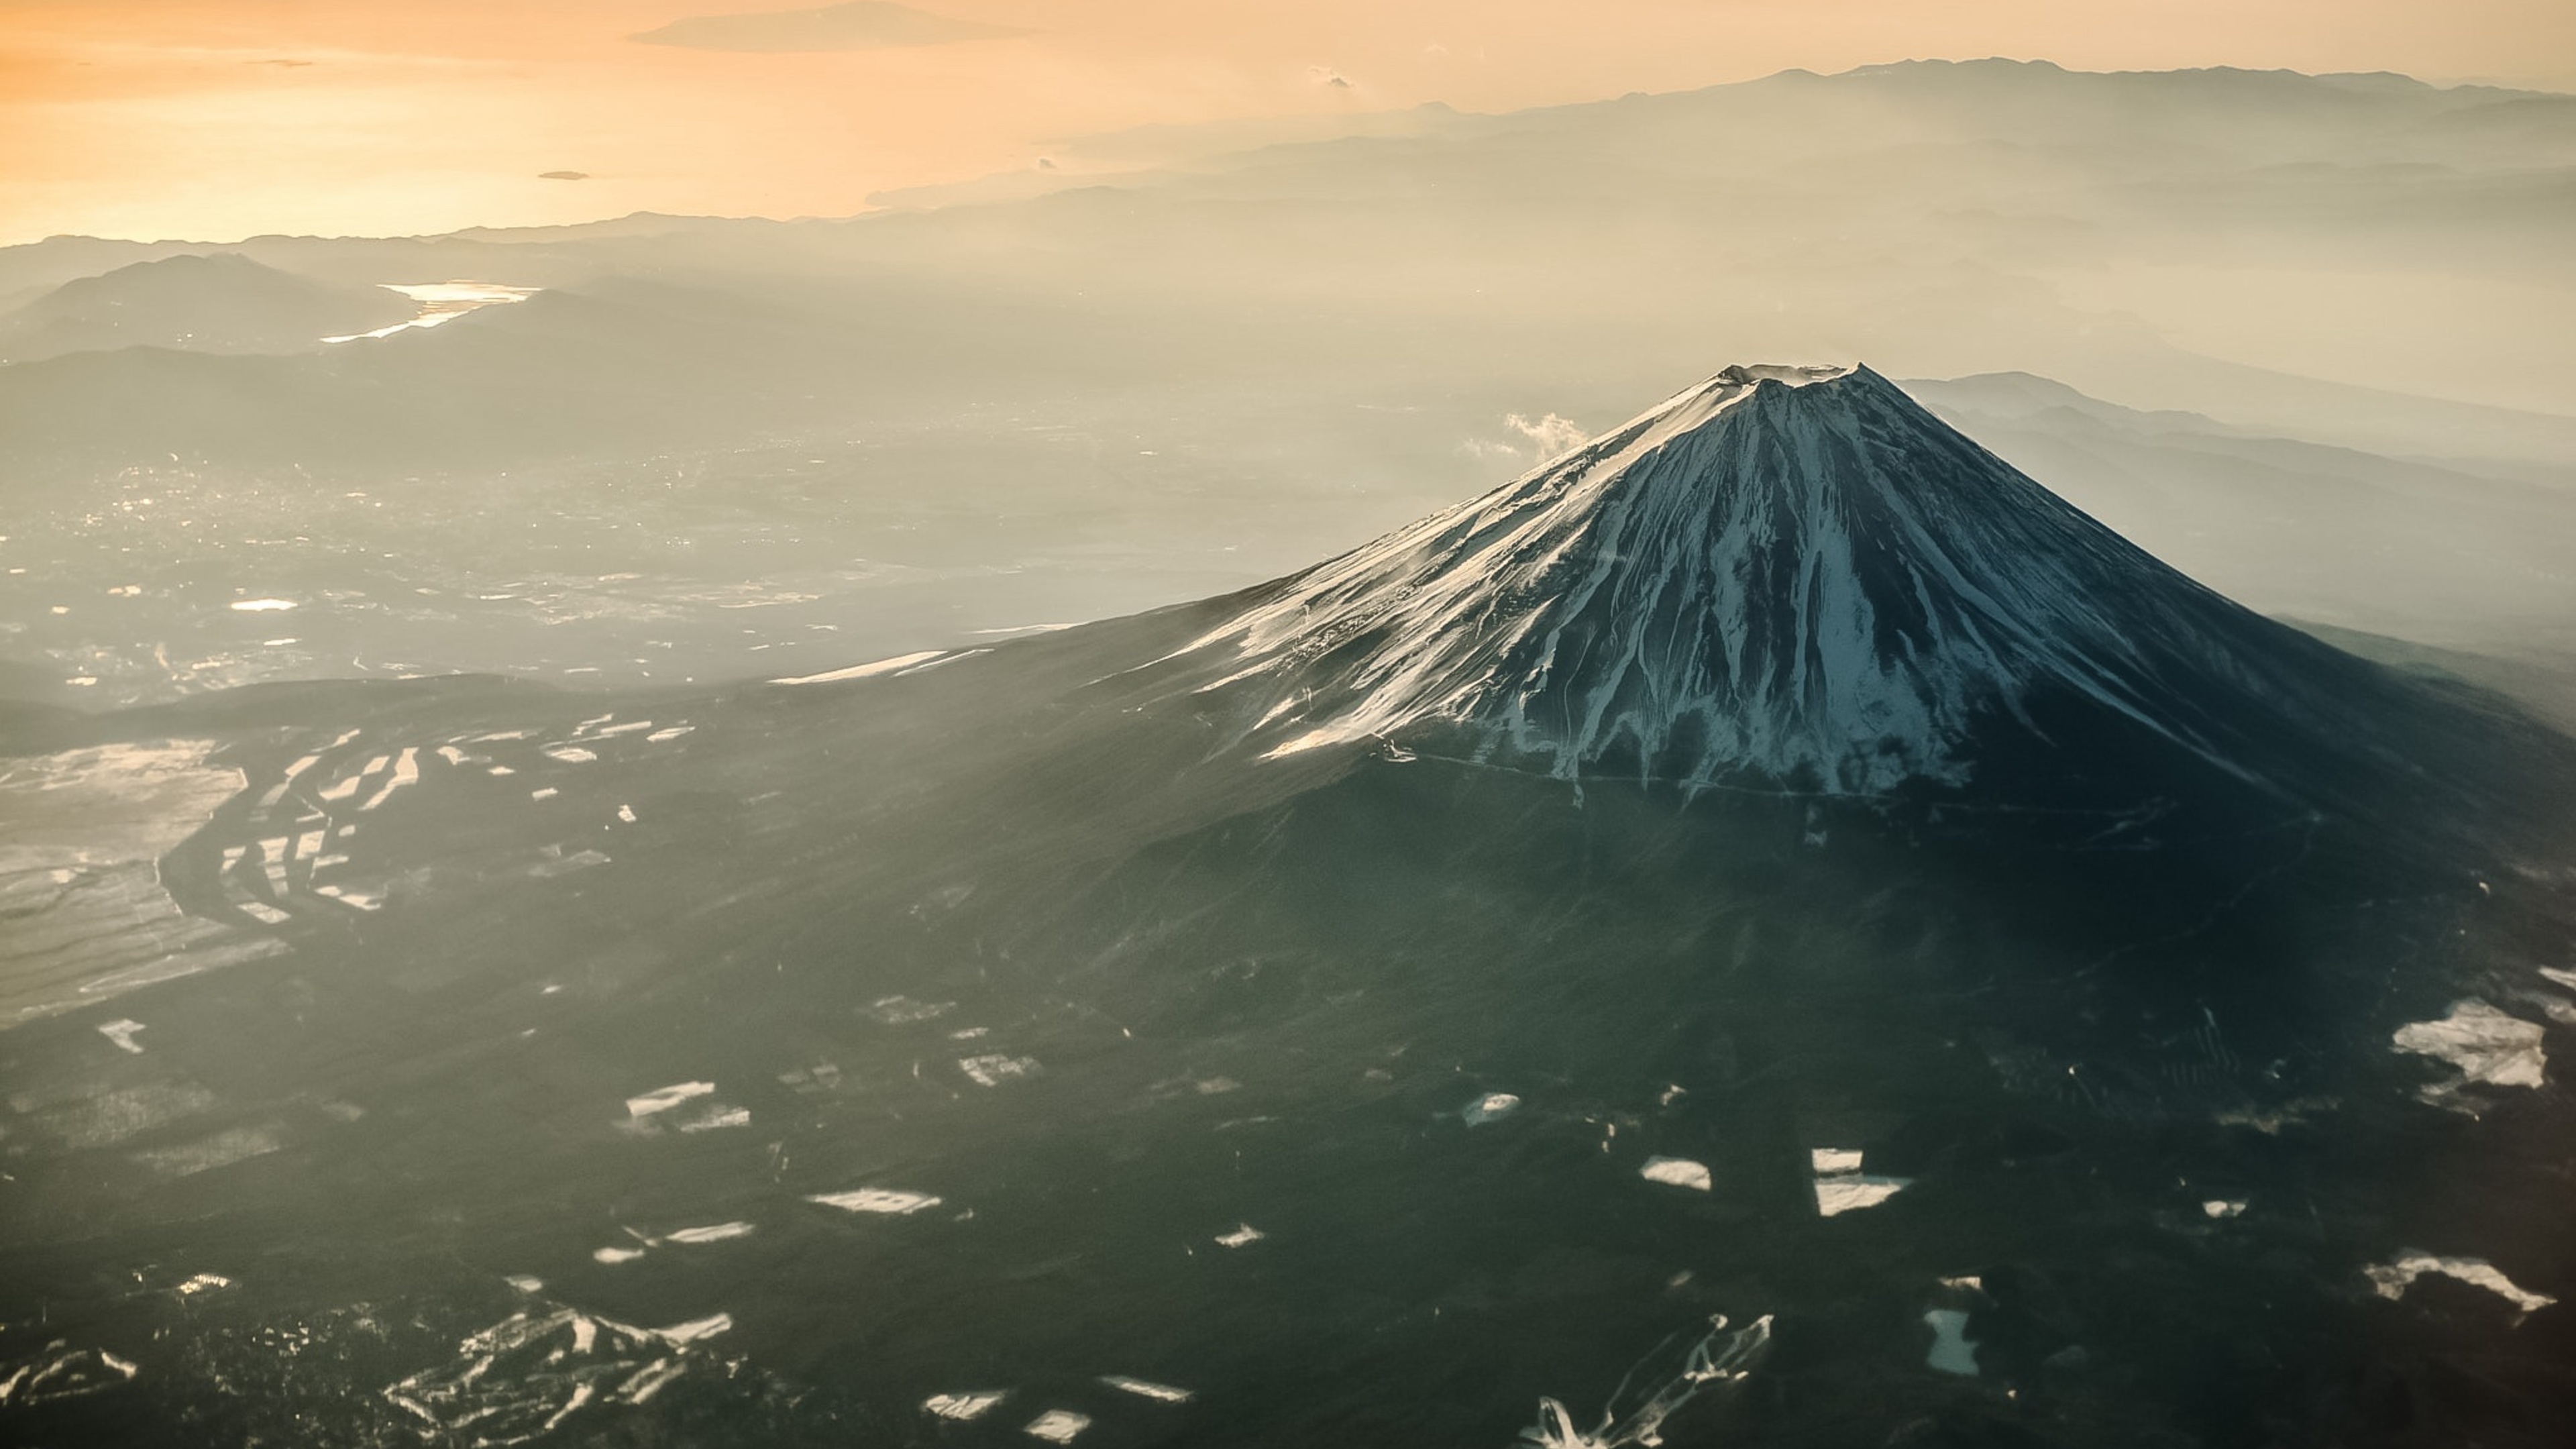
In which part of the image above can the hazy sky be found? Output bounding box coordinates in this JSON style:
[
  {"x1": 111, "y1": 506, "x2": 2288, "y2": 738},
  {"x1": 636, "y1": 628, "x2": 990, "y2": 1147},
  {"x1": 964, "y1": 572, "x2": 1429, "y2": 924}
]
[{"x1": 3, "y1": 0, "x2": 2571, "y2": 244}]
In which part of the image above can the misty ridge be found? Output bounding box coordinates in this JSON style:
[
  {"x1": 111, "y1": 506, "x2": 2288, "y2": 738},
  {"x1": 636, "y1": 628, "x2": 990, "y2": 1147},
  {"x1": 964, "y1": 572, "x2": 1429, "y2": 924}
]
[{"x1": 1, "y1": 58, "x2": 2571, "y2": 722}]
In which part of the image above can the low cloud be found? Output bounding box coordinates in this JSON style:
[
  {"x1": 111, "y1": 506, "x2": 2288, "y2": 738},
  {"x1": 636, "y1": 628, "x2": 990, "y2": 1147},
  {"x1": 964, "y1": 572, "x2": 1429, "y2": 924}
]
[
  {"x1": 633, "y1": 3, "x2": 1024, "y2": 54},
  {"x1": 1463, "y1": 414, "x2": 1589, "y2": 468},
  {"x1": 1505, "y1": 412, "x2": 1589, "y2": 462},
  {"x1": 538, "y1": 171, "x2": 591, "y2": 181},
  {"x1": 1308, "y1": 66, "x2": 1354, "y2": 90}
]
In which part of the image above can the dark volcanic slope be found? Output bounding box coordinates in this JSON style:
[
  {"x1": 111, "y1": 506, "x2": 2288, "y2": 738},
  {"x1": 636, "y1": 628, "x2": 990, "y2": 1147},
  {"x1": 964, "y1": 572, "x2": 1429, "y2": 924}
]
[{"x1": 3, "y1": 368, "x2": 2575, "y2": 1449}]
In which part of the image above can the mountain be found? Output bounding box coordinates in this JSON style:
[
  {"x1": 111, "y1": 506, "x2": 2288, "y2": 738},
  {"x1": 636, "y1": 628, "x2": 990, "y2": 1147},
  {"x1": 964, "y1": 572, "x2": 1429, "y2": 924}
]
[
  {"x1": 1173, "y1": 365, "x2": 2466, "y2": 804},
  {"x1": 0, "y1": 252, "x2": 416, "y2": 362},
  {"x1": 3, "y1": 368, "x2": 2573, "y2": 1447}
]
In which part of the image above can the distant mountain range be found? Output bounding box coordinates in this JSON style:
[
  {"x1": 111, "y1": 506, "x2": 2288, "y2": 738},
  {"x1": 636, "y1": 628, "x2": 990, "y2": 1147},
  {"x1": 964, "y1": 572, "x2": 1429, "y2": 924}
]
[
  {"x1": 1907, "y1": 373, "x2": 2576, "y2": 663},
  {"x1": 2, "y1": 59, "x2": 2569, "y2": 475}
]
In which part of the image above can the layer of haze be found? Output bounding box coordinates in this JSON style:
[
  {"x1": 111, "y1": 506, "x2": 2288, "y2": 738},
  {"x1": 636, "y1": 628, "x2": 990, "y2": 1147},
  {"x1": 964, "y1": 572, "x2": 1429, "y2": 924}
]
[
  {"x1": 4, "y1": 57, "x2": 2574, "y2": 731},
  {"x1": 5, "y1": 1, "x2": 2575, "y2": 246}
]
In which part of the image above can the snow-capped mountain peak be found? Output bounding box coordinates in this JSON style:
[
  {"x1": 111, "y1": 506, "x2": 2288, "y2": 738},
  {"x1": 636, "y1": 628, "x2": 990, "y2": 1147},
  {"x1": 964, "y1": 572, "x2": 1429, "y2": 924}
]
[{"x1": 1176, "y1": 363, "x2": 2261, "y2": 792}]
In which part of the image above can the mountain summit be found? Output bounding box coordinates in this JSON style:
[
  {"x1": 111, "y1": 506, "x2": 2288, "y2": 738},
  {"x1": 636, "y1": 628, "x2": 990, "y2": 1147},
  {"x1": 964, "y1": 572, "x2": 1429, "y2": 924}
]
[{"x1": 1175, "y1": 364, "x2": 2363, "y2": 794}]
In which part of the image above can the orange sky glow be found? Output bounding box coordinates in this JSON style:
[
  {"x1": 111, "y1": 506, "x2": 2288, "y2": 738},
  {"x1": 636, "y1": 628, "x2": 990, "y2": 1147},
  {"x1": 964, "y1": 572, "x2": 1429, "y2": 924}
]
[{"x1": 3, "y1": 0, "x2": 2571, "y2": 244}]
